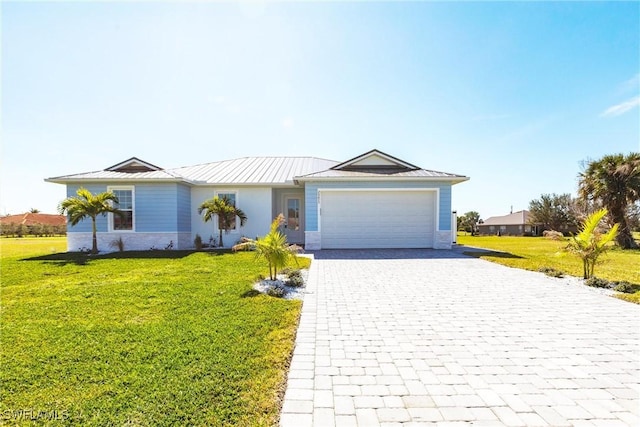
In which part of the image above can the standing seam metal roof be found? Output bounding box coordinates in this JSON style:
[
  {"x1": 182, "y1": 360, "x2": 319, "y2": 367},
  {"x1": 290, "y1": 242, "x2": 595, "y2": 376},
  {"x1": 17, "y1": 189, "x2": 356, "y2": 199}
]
[
  {"x1": 46, "y1": 154, "x2": 469, "y2": 185},
  {"x1": 170, "y1": 157, "x2": 340, "y2": 184}
]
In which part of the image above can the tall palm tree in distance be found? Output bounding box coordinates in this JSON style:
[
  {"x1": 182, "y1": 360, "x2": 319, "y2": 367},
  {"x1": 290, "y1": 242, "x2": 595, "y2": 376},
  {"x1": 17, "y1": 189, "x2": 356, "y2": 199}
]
[
  {"x1": 578, "y1": 152, "x2": 640, "y2": 249},
  {"x1": 59, "y1": 187, "x2": 122, "y2": 254},
  {"x1": 198, "y1": 195, "x2": 247, "y2": 247}
]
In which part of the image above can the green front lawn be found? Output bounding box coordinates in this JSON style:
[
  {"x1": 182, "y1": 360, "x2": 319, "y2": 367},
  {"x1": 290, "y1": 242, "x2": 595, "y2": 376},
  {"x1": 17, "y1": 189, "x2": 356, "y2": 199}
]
[
  {"x1": 1, "y1": 237, "x2": 308, "y2": 426},
  {"x1": 457, "y1": 234, "x2": 640, "y2": 303}
]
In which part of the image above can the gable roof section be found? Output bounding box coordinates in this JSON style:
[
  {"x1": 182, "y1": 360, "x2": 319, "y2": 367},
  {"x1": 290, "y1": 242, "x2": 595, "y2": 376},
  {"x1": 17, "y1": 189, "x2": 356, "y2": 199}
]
[
  {"x1": 482, "y1": 210, "x2": 531, "y2": 226},
  {"x1": 106, "y1": 157, "x2": 163, "y2": 173},
  {"x1": 47, "y1": 157, "x2": 339, "y2": 185},
  {"x1": 296, "y1": 149, "x2": 468, "y2": 183},
  {"x1": 332, "y1": 149, "x2": 419, "y2": 171}
]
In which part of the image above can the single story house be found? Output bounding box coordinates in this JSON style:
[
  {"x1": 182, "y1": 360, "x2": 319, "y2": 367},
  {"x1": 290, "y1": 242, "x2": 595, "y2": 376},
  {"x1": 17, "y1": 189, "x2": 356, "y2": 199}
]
[
  {"x1": 0, "y1": 212, "x2": 66, "y2": 228},
  {"x1": 478, "y1": 210, "x2": 542, "y2": 236},
  {"x1": 46, "y1": 149, "x2": 469, "y2": 252}
]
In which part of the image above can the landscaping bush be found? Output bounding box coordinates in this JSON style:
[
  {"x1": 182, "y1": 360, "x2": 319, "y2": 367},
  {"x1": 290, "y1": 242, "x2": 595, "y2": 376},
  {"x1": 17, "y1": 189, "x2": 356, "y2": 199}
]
[
  {"x1": 109, "y1": 236, "x2": 125, "y2": 252},
  {"x1": 267, "y1": 285, "x2": 287, "y2": 298},
  {"x1": 538, "y1": 266, "x2": 564, "y2": 278},
  {"x1": 585, "y1": 277, "x2": 613, "y2": 289},
  {"x1": 543, "y1": 230, "x2": 565, "y2": 240},
  {"x1": 194, "y1": 234, "x2": 203, "y2": 250},
  {"x1": 612, "y1": 281, "x2": 638, "y2": 294},
  {"x1": 286, "y1": 270, "x2": 304, "y2": 288}
]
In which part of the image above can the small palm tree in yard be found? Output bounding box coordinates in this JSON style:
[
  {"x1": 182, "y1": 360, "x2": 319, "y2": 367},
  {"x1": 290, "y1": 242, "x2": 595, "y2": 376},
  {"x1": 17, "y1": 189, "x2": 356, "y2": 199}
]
[
  {"x1": 233, "y1": 214, "x2": 302, "y2": 280},
  {"x1": 565, "y1": 208, "x2": 619, "y2": 279},
  {"x1": 198, "y1": 195, "x2": 247, "y2": 247},
  {"x1": 59, "y1": 187, "x2": 122, "y2": 254}
]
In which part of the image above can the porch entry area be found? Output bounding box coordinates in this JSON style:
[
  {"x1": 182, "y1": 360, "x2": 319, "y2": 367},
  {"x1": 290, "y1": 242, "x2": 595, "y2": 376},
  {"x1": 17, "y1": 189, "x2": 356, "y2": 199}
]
[{"x1": 272, "y1": 189, "x2": 305, "y2": 244}]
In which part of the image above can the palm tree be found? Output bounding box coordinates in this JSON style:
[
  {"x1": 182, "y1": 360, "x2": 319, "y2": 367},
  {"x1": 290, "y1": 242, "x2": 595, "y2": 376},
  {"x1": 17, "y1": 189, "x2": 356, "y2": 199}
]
[
  {"x1": 59, "y1": 187, "x2": 122, "y2": 254},
  {"x1": 233, "y1": 214, "x2": 302, "y2": 280},
  {"x1": 198, "y1": 195, "x2": 247, "y2": 247},
  {"x1": 578, "y1": 153, "x2": 640, "y2": 249},
  {"x1": 565, "y1": 208, "x2": 619, "y2": 279}
]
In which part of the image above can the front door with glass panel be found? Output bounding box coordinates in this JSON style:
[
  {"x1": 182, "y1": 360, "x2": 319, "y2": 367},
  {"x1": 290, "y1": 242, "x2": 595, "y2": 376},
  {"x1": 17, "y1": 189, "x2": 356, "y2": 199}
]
[{"x1": 284, "y1": 197, "x2": 303, "y2": 244}]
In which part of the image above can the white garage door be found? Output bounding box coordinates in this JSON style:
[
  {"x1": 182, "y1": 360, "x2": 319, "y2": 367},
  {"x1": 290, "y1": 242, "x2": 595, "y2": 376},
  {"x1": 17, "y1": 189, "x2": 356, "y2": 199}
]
[{"x1": 320, "y1": 190, "x2": 435, "y2": 249}]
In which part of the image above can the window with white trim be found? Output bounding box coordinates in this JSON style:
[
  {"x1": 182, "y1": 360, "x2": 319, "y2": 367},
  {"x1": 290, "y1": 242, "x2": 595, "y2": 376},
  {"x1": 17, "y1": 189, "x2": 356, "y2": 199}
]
[
  {"x1": 109, "y1": 186, "x2": 134, "y2": 231},
  {"x1": 216, "y1": 191, "x2": 238, "y2": 231}
]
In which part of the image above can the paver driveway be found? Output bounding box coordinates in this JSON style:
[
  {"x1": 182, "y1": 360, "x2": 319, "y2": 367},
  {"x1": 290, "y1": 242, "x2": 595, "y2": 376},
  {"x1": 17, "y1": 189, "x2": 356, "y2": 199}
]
[{"x1": 280, "y1": 249, "x2": 640, "y2": 427}]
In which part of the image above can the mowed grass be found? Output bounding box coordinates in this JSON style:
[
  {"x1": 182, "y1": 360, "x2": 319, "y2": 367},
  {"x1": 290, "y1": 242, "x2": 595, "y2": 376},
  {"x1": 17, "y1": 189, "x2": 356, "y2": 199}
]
[
  {"x1": 457, "y1": 234, "x2": 640, "y2": 303},
  {"x1": 1, "y1": 237, "x2": 309, "y2": 426}
]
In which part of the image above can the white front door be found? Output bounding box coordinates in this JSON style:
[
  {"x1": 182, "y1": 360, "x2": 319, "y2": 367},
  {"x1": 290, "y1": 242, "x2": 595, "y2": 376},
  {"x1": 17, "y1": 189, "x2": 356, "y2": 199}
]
[{"x1": 284, "y1": 196, "x2": 304, "y2": 244}]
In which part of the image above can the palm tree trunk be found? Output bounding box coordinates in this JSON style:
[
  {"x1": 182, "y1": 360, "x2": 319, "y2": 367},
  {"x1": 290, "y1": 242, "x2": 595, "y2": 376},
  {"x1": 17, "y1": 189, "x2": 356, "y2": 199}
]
[
  {"x1": 219, "y1": 229, "x2": 223, "y2": 247},
  {"x1": 611, "y1": 206, "x2": 638, "y2": 249},
  {"x1": 91, "y1": 217, "x2": 98, "y2": 254}
]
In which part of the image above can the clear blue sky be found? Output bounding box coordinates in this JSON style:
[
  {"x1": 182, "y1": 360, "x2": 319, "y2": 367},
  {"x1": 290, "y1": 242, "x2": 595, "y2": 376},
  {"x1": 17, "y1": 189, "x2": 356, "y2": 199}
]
[{"x1": 2, "y1": 1, "x2": 639, "y2": 220}]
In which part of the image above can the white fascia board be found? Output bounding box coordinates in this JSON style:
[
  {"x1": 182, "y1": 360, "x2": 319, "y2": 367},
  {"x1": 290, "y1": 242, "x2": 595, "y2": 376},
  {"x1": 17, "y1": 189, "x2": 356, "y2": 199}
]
[{"x1": 44, "y1": 177, "x2": 194, "y2": 185}]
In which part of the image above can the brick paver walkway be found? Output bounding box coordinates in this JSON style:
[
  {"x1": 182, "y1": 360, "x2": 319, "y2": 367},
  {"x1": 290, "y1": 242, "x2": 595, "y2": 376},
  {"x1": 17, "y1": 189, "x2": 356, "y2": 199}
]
[{"x1": 280, "y1": 249, "x2": 640, "y2": 427}]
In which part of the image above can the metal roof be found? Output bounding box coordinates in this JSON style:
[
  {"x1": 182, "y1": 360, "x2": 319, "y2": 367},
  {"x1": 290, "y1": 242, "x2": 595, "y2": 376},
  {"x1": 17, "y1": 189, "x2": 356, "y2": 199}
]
[
  {"x1": 46, "y1": 152, "x2": 469, "y2": 186},
  {"x1": 171, "y1": 157, "x2": 339, "y2": 184},
  {"x1": 296, "y1": 168, "x2": 468, "y2": 182},
  {"x1": 46, "y1": 169, "x2": 186, "y2": 183},
  {"x1": 47, "y1": 157, "x2": 340, "y2": 185}
]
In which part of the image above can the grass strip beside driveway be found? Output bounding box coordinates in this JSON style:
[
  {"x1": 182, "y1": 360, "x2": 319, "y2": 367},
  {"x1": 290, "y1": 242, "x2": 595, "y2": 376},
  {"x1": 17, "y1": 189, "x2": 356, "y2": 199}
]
[{"x1": 457, "y1": 234, "x2": 640, "y2": 303}]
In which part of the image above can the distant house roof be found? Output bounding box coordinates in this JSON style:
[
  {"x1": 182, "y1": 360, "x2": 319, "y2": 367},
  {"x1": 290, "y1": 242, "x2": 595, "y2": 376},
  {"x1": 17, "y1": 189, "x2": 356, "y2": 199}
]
[
  {"x1": 482, "y1": 210, "x2": 533, "y2": 226},
  {"x1": 0, "y1": 213, "x2": 66, "y2": 226}
]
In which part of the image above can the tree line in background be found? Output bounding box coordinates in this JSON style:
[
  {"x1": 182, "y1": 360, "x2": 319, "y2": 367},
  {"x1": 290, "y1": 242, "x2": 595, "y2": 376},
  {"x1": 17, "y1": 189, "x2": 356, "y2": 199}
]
[
  {"x1": 458, "y1": 152, "x2": 640, "y2": 249},
  {"x1": 1, "y1": 222, "x2": 67, "y2": 238}
]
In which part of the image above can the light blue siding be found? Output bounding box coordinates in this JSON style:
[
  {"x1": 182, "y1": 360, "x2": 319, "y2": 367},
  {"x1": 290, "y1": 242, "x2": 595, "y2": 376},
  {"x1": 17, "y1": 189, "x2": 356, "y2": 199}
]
[
  {"x1": 304, "y1": 181, "x2": 453, "y2": 232},
  {"x1": 135, "y1": 184, "x2": 178, "y2": 232},
  {"x1": 177, "y1": 184, "x2": 191, "y2": 232},
  {"x1": 439, "y1": 185, "x2": 452, "y2": 230},
  {"x1": 66, "y1": 183, "x2": 191, "y2": 234}
]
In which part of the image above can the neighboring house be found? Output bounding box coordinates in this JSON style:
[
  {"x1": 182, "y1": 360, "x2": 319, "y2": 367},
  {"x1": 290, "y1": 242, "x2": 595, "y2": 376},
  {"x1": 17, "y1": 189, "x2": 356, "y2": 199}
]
[
  {"x1": 46, "y1": 149, "x2": 468, "y2": 252},
  {"x1": 0, "y1": 212, "x2": 66, "y2": 227},
  {"x1": 477, "y1": 210, "x2": 542, "y2": 236},
  {"x1": 0, "y1": 212, "x2": 67, "y2": 236}
]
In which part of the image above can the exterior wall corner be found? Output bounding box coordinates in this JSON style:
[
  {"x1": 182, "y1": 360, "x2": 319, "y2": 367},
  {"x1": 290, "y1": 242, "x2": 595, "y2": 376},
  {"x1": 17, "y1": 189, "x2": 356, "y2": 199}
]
[
  {"x1": 304, "y1": 231, "x2": 321, "y2": 250},
  {"x1": 434, "y1": 230, "x2": 453, "y2": 249}
]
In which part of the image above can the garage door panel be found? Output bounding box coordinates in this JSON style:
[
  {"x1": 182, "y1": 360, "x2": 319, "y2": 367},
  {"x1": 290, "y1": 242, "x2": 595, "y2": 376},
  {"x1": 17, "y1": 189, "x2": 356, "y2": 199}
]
[{"x1": 320, "y1": 191, "x2": 435, "y2": 249}]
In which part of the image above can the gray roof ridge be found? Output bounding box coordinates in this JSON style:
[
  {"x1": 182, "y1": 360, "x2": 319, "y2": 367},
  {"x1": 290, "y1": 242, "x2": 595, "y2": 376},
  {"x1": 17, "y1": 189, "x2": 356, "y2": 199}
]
[{"x1": 169, "y1": 155, "x2": 338, "y2": 171}]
